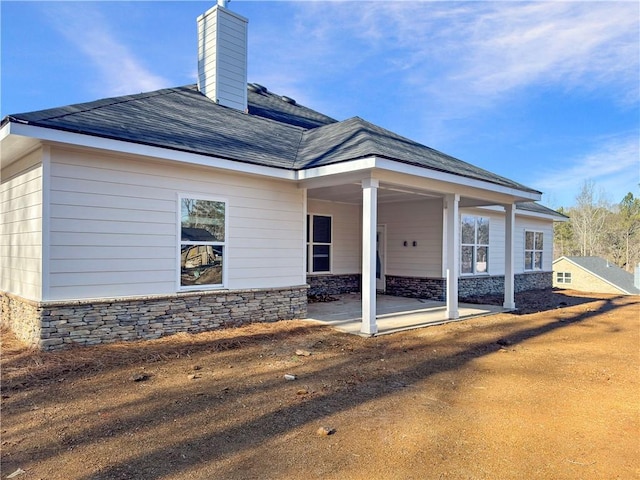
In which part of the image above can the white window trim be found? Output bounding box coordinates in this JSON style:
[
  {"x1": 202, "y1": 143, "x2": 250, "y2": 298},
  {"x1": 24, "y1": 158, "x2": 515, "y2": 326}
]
[
  {"x1": 307, "y1": 213, "x2": 333, "y2": 274},
  {"x1": 460, "y1": 215, "x2": 490, "y2": 276},
  {"x1": 177, "y1": 193, "x2": 229, "y2": 291},
  {"x1": 524, "y1": 230, "x2": 544, "y2": 271},
  {"x1": 556, "y1": 272, "x2": 572, "y2": 284}
]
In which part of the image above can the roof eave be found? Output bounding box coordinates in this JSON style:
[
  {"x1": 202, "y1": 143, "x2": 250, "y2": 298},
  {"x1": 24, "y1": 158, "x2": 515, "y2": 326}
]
[{"x1": 0, "y1": 121, "x2": 297, "y2": 181}]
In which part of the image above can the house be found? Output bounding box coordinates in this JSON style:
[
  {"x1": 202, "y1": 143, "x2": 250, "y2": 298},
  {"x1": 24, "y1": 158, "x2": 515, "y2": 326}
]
[
  {"x1": 553, "y1": 256, "x2": 640, "y2": 295},
  {"x1": 1, "y1": 1, "x2": 565, "y2": 349}
]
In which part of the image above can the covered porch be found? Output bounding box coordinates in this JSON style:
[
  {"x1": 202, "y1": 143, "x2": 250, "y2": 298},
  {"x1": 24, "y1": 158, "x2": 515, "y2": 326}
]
[
  {"x1": 305, "y1": 293, "x2": 505, "y2": 336},
  {"x1": 301, "y1": 159, "x2": 540, "y2": 336}
]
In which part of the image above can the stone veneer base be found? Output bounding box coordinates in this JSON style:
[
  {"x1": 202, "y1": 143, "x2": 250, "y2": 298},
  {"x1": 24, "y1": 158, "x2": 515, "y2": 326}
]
[
  {"x1": 1, "y1": 286, "x2": 308, "y2": 351},
  {"x1": 308, "y1": 274, "x2": 361, "y2": 296},
  {"x1": 386, "y1": 271, "x2": 553, "y2": 301}
]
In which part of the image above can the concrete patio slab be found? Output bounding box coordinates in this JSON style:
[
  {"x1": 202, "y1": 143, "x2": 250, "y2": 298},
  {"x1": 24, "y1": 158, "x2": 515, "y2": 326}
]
[{"x1": 305, "y1": 293, "x2": 506, "y2": 336}]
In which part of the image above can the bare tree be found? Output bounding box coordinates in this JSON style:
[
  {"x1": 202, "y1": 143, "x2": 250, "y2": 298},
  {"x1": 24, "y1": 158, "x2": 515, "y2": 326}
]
[{"x1": 571, "y1": 180, "x2": 609, "y2": 256}]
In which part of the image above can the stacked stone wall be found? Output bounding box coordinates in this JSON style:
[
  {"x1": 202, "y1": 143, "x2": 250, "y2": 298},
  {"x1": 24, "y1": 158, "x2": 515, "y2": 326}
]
[
  {"x1": 1, "y1": 286, "x2": 308, "y2": 351},
  {"x1": 385, "y1": 276, "x2": 445, "y2": 301},
  {"x1": 308, "y1": 274, "x2": 360, "y2": 296}
]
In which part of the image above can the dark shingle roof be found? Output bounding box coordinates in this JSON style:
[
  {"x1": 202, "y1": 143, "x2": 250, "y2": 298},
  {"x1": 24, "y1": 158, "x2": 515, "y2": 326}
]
[
  {"x1": 3, "y1": 83, "x2": 539, "y2": 194},
  {"x1": 559, "y1": 256, "x2": 640, "y2": 294},
  {"x1": 516, "y1": 202, "x2": 568, "y2": 219}
]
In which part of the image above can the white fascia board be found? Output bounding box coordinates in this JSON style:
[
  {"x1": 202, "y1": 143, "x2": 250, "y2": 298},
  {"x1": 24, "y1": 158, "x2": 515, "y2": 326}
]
[
  {"x1": 0, "y1": 122, "x2": 11, "y2": 142},
  {"x1": 296, "y1": 157, "x2": 378, "y2": 180},
  {"x1": 373, "y1": 157, "x2": 541, "y2": 202},
  {"x1": 297, "y1": 156, "x2": 541, "y2": 202},
  {"x1": 3, "y1": 123, "x2": 296, "y2": 181},
  {"x1": 515, "y1": 209, "x2": 568, "y2": 222},
  {"x1": 474, "y1": 204, "x2": 565, "y2": 221}
]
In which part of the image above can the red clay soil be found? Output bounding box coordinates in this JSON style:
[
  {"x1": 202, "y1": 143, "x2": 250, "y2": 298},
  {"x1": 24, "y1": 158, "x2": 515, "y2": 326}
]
[{"x1": 1, "y1": 289, "x2": 638, "y2": 480}]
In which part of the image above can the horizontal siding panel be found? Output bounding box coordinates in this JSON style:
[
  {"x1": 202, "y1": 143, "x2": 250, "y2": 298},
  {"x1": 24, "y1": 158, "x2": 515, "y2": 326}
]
[
  {"x1": 2, "y1": 204, "x2": 42, "y2": 223},
  {"x1": 51, "y1": 219, "x2": 175, "y2": 236},
  {"x1": 230, "y1": 237, "x2": 301, "y2": 249},
  {"x1": 50, "y1": 258, "x2": 176, "y2": 273},
  {"x1": 47, "y1": 148, "x2": 304, "y2": 298},
  {"x1": 50, "y1": 232, "x2": 174, "y2": 248},
  {"x1": 231, "y1": 227, "x2": 301, "y2": 241},
  {"x1": 49, "y1": 270, "x2": 175, "y2": 287},
  {"x1": 51, "y1": 190, "x2": 175, "y2": 212},
  {"x1": 47, "y1": 282, "x2": 176, "y2": 301},
  {"x1": 230, "y1": 257, "x2": 301, "y2": 269},
  {"x1": 50, "y1": 245, "x2": 176, "y2": 260},
  {"x1": 0, "y1": 154, "x2": 42, "y2": 299},
  {"x1": 50, "y1": 204, "x2": 174, "y2": 224}
]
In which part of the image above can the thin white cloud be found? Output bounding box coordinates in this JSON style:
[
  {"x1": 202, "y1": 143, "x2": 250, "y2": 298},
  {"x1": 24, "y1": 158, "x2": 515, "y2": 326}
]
[
  {"x1": 532, "y1": 134, "x2": 640, "y2": 206},
  {"x1": 41, "y1": 3, "x2": 168, "y2": 97},
  {"x1": 269, "y1": 1, "x2": 639, "y2": 120}
]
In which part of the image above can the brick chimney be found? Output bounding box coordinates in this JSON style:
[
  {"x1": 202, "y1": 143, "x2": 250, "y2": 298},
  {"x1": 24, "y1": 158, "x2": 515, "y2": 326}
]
[{"x1": 197, "y1": 0, "x2": 248, "y2": 111}]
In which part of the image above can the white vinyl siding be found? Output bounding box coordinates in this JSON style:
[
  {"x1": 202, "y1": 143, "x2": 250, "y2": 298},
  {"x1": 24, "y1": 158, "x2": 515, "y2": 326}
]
[
  {"x1": 0, "y1": 149, "x2": 44, "y2": 300},
  {"x1": 379, "y1": 199, "x2": 443, "y2": 278},
  {"x1": 197, "y1": 5, "x2": 248, "y2": 110},
  {"x1": 515, "y1": 217, "x2": 553, "y2": 273},
  {"x1": 46, "y1": 147, "x2": 304, "y2": 301},
  {"x1": 306, "y1": 200, "x2": 360, "y2": 274}
]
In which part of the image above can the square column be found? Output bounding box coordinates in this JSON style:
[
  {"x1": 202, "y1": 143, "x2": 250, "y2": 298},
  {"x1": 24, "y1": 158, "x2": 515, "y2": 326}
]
[
  {"x1": 361, "y1": 178, "x2": 379, "y2": 335},
  {"x1": 445, "y1": 194, "x2": 460, "y2": 319},
  {"x1": 503, "y1": 203, "x2": 516, "y2": 310}
]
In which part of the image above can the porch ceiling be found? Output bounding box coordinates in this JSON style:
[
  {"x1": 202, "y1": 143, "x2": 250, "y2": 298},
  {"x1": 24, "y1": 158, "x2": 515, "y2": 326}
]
[{"x1": 307, "y1": 182, "x2": 500, "y2": 207}]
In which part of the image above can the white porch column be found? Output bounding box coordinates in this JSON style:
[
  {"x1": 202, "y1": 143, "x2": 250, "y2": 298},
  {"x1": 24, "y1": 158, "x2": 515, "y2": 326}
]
[
  {"x1": 504, "y1": 203, "x2": 516, "y2": 310},
  {"x1": 445, "y1": 194, "x2": 460, "y2": 319},
  {"x1": 361, "y1": 178, "x2": 379, "y2": 335}
]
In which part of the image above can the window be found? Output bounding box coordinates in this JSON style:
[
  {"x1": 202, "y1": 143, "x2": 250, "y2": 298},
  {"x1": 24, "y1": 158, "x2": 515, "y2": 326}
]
[
  {"x1": 461, "y1": 215, "x2": 489, "y2": 274},
  {"x1": 525, "y1": 231, "x2": 544, "y2": 270},
  {"x1": 179, "y1": 196, "x2": 226, "y2": 287},
  {"x1": 307, "y1": 214, "x2": 331, "y2": 273},
  {"x1": 556, "y1": 272, "x2": 572, "y2": 284}
]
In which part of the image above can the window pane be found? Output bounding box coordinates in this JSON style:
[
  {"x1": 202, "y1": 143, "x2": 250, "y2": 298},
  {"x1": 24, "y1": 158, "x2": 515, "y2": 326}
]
[
  {"x1": 181, "y1": 199, "x2": 225, "y2": 242},
  {"x1": 525, "y1": 252, "x2": 533, "y2": 270},
  {"x1": 461, "y1": 216, "x2": 475, "y2": 244},
  {"x1": 180, "y1": 245, "x2": 223, "y2": 286},
  {"x1": 525, "y1": 231, "x2": 534, "y2": 250},
  {"x1": 312, "y1": 245, "x2": 330, "y2": 272},
  {"x1": 476, "y1": 246, "x2": 488, "y2": 273},
  {"x1": 565, "y1": 273, "x2": 572, "y2": 283},
  {"x1": 461, "y1": 246, "x2": 474, "y2": 274},
  {"x1": 534, "y1": 252, "x2": 542, "y2": 269},
  {"x1": 313, "y1": 215, "x2": 331, "y2": 243},
  {"x1": 535, "y1": 232, "x2": 544, "y2": 250},
  {"x1": 306, "y1": 215, "x2": 310, "y2": 243},
  {"x1": 477, "y1": 218, "x2": 489, "y2": 245}
]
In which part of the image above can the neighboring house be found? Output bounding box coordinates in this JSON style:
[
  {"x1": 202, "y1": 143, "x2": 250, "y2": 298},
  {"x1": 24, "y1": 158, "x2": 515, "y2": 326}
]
[
  {"x1": 553, "y1": 256, "x2": 640, "y2": 295},
  {"x1": 1, "y1": 2, "x2": 565, "y2": 349}
]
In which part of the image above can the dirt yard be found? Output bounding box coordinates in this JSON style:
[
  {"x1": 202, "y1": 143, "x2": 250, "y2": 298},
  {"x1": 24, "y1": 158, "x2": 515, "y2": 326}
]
[{"x1": 1, "y1": 290, "x2": 638, "y2": 480}]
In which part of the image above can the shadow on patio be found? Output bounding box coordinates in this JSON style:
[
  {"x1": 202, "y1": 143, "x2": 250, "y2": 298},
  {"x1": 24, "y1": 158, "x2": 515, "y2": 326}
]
[{"x1": 305, "y1": 293, "x2": 506, "y2": 335}]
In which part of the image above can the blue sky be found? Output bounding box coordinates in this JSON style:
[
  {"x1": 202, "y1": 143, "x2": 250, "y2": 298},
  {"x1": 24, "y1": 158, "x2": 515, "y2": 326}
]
[{"x1": 2, "y1": 1, "x2": 638, "y2": 208}]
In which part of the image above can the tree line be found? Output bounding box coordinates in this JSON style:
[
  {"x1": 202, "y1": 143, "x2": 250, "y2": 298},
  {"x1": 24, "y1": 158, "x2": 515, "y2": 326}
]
[{"x1": 553, "y1": 181, "x2": 640, "y2": 272}]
